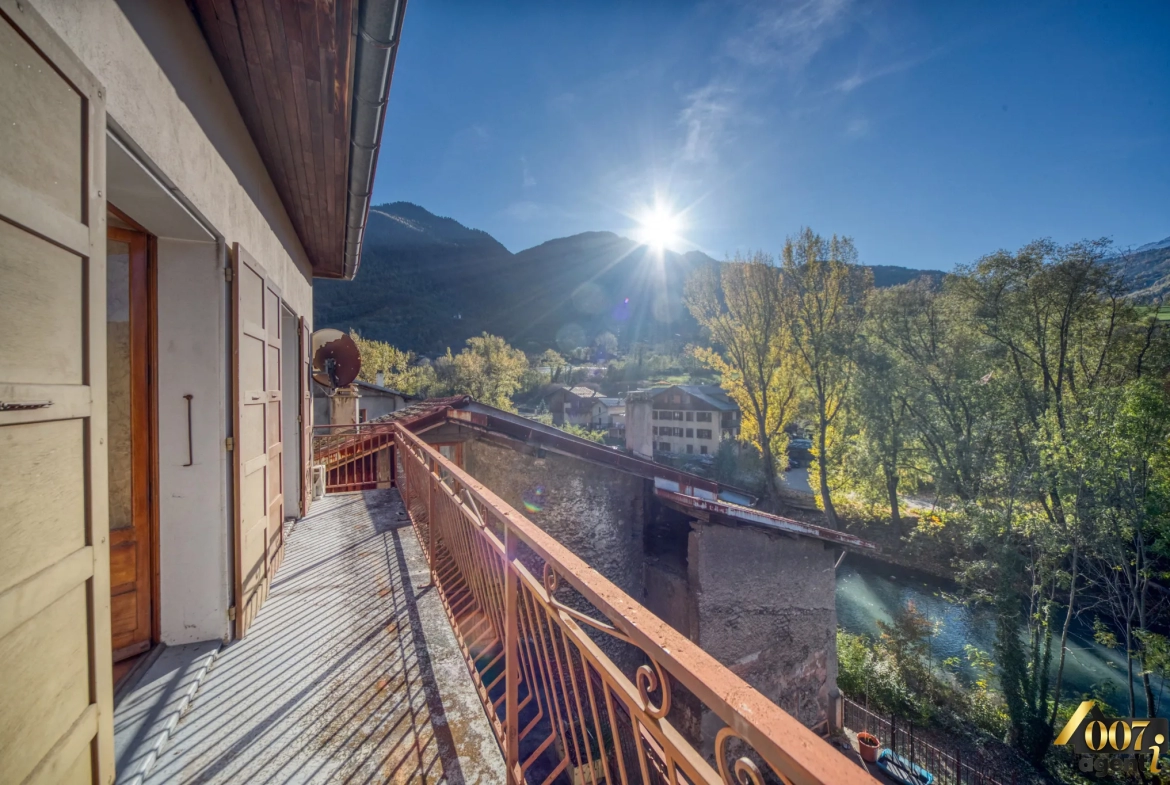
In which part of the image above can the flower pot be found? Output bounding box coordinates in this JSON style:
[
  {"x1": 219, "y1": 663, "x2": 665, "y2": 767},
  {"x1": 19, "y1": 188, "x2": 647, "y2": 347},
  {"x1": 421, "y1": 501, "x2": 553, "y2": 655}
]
[{"x1": 857, "y1": 732, "x2": 881, "y2": 763}]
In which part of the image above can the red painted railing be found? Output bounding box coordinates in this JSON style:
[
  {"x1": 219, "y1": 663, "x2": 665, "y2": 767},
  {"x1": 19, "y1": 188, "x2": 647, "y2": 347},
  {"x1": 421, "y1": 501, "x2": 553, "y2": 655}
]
[
  {"x1": 311, "y1": 423, "x2": 395, "y2": 493},
  {"x1": 393, "y1": 423, "x2": 875, "y2": 785}
]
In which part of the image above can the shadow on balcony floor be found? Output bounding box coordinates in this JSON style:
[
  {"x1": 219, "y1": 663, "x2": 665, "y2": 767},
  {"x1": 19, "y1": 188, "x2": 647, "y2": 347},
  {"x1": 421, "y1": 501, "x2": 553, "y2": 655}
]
[{"x1": 145, "y1": 489, "x2": 505, "y2": 784}]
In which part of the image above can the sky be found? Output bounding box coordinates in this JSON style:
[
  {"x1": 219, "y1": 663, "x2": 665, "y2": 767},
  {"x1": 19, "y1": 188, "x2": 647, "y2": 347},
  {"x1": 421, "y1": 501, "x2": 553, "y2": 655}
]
[{"x1": 372, "y1": 0, "x2": 1170, "y2": 271}]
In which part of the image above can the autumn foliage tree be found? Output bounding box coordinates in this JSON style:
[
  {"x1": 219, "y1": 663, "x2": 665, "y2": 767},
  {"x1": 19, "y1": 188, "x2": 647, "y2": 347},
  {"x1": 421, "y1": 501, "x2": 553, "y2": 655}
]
[
  {"x1": 686, "y1": 253, "x2": 801, "y2": 503},
  {"x1": 782, "y1": 229, "x2": 872, "y2": 528}
]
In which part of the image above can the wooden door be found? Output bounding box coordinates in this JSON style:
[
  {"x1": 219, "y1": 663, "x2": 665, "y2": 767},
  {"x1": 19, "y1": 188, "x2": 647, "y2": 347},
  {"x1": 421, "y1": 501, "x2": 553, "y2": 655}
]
[
  {"x1": 0, "y1": 1, "x2": 115, "y2": 782},
  {"x1": 232, "y1": 244, "x2": 283, "y2": 638},
  {"x1": 107, "y1": 224, "x2": 155, "y2": 661},
  {"x1": 300, "y1": 316, "x2": 312, "y2": 516}
]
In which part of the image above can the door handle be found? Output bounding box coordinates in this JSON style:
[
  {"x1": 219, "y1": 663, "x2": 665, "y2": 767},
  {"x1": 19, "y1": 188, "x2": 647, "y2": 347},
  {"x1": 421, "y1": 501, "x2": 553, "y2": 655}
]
[{"x1": 0, "y1": 400, "x2": 53, "y2": 411}]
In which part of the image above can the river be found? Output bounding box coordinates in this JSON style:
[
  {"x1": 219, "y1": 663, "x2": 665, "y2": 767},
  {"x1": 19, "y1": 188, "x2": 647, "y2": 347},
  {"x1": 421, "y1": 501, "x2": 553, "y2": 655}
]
[{"x1": 836, "y1": 557, "x2": 1165, "y2": 717}]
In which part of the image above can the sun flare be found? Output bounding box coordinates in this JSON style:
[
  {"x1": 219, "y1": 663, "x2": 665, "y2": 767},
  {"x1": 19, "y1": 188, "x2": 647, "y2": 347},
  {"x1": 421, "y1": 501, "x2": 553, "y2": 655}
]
[{"x1": 636, "y1": 205, "x2": 682, "y2": 250}]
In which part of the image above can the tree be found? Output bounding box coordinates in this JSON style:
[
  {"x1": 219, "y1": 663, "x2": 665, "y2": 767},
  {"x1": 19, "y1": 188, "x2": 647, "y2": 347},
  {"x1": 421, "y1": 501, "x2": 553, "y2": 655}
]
[
  {"x1": 350, "y1": 332, "x2": 437, "y2": 396},
  {"x1": 782, "y1": 229, "x2": 872, "y2": 527},
  {"x1": 954, "y1": 239, "x2": 1130, "y2": 727},
  {"x1": 865, "y1": 281, "x2": 1001, "y2": 503},
  {"x1": 837, "y1": 333, "x2": 912, "y2": 527},
  {"x1": 444, "y1": 333, "x2": 528, "y2": 410},
  {"x1": 686, "y1": 254, "x2": 800, "y2": 502},
  {"x1": 538, "y1": 349, "x2": 567, "y2": 383}
]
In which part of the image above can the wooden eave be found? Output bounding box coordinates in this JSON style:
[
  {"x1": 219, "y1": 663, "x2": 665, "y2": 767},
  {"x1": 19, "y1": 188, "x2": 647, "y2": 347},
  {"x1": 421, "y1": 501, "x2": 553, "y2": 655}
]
[{"x1": 188, "y1": 0, "x2": 357, "y2": 279}]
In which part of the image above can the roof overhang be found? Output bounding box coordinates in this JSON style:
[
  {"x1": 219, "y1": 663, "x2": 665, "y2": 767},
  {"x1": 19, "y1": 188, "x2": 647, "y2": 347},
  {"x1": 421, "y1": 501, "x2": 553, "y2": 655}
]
[
  {"x1": 189, "y1": 0, "x2": 406, "y2": 279},
  {"x1": 655, "y1": 488, "x2": 879, "y2": 552}
]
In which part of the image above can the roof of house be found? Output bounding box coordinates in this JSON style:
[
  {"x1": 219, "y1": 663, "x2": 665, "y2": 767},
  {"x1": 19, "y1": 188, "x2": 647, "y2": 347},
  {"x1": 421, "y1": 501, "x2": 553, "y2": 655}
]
[
  {"x1": 655, "y1": 385, "x2": 739, "y2": 412},
  {"x1": 594, "y1": 397, "x2": 623, "y2": 407},
  {"x1": 370, "y1": 395, "x2": 471, "y2": 428},
  {"x1": 566, "y1": 386, "x2": 605, "y2": 398},
  {"x1": 354, "y1": 379, "x2": 416, "y2": 399}
]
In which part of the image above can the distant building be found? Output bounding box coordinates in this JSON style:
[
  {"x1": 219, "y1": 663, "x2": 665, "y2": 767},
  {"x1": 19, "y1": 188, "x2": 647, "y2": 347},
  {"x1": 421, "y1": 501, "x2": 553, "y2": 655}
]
[
  {"x1": 312, "y1": 372, "x2": 415, "y2": 426},
  {"x1": 590, "y1": 397, "x2": 626, "y2": 440},
  {"x1": 547, "y1": 385, "x2": 605, "y2": 426},
  {"x1": 626, "y1": 385, "x2": 741, "y2": 458}
]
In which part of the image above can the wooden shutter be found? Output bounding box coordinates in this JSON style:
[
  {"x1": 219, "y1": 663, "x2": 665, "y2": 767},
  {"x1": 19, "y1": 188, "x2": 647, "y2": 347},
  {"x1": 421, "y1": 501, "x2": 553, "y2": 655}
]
[
  {"x1": 300, "y1": 316, "x2": 312, "y2": 516},
  {"x1": 0, "y1": 2, "x2": 115, "y2": 782},
  {"x1": 231, "y1": 244, "x2": 283, "y2": 638}
]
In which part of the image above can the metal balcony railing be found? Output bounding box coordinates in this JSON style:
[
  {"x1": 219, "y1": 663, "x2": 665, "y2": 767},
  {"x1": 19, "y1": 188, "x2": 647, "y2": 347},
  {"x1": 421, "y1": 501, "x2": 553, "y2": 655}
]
[
  {"x1": 311, "y1": 422, "x2": 396, "y2": 493},
  {"x1": 392, "y1": 423, "x2": 872, "y2": 785}
]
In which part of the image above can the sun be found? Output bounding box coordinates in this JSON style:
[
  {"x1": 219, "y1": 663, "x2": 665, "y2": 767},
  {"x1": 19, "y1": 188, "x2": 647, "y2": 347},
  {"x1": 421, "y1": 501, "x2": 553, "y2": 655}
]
[{"x1": 636, "y1": 205, "x2": 681, "y2": 250}]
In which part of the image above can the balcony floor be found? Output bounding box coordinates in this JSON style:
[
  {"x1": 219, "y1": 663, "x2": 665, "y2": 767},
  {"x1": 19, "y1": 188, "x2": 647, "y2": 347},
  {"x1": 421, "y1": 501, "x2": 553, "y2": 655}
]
[{"x1": 143, "y1": 489, "x2": 506, "y2": 784}]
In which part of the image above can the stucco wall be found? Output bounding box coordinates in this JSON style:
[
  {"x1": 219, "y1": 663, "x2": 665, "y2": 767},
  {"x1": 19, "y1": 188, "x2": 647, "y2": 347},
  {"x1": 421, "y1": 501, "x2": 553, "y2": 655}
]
[
  {"x1": 32, "y1": 0, "x2": 321, "y2": 644},
  {"x1": 688, "y1": 524, "x2": 838, "y2": 736},
  {"x1": 34, "y1": 0, "x2": 314, "y2": 320}
]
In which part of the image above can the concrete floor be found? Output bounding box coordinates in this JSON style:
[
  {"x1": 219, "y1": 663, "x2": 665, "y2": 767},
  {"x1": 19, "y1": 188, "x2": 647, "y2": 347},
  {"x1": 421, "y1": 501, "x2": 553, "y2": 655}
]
[{"x1": 143, "y1": 490, "x2": 506, "y2": 784}]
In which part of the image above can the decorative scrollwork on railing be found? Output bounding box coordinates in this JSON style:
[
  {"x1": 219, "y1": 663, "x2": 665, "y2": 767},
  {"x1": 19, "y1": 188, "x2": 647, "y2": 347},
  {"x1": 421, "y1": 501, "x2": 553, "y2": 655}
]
[
  {"x1": 715, "y1": 727, "x2": 791, "y2": 785},
  {"x1": 541, "y1": 563, "x2": 561, "y2": 595},
  {"x1": 635, "y1": 659, "x2": 671, "y2": 719},
  {"x1": 541, "y1": 565, "x2": 672, "y2": 720}
]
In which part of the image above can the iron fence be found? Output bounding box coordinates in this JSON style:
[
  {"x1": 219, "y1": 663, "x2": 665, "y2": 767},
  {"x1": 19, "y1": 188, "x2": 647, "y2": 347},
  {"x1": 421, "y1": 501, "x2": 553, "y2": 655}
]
[
  {"x1": 394, "y1": 423, "x2": 873, "y2": 785},
  {"x1": 842, "y1": 697, "x2": 1013, "y2": 785}
]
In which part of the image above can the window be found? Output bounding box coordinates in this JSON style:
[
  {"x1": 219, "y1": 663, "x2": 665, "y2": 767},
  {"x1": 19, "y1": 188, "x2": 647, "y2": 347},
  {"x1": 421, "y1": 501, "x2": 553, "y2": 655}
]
[
  {"x1": 652, "y1": 426, "x2": 659, "y2": 435},
  {"x1": 686, "y1": 444, "x2": 693, "y2": 454},
  {"x1": 659, "y1": 442, "x2": 671, "y2": 452},
  {"x1": 686, "y1": 411, "x2": 693, "y2": 422},
  {"x1": 652, "y1": 410, "x2": 659, "y2": 420},
  {"x1": 359, "y1": 408, "x2": 368, "y2": 423},
  {"x1": 674, "y1": 411, "x2": 683, "y2": 421},
  {"x1": 686, "y1": 428, "x2": 694, "y2": 438},
  {"x1": 700, "y1": 445, "x2": 708, "y2": 455},
  {"x1": 696, "y1": 411, "x2": 712, "y2": 423},
  {"x1": 675, "y1": 427, "x2": 684, "y2": 437},
  {"x1": 697, "y1": 429, "x2": 712, "y2": 440},
  {"x1": 673, "y1": 394, "x2": 682, "y2": 403}
]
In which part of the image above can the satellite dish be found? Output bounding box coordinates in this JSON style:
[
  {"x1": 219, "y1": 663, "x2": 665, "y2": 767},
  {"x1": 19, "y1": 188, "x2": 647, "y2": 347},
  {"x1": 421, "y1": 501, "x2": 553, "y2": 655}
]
[{"x1": 311, "y1": 329, "x2": 361, "y2": 389}]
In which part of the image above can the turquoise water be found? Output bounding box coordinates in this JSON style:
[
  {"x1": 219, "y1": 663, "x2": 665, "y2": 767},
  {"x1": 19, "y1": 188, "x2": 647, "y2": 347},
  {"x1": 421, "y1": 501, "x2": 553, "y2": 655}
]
[{"x1": 836, "y1": 558, "x2": 1165, "y2": 716}]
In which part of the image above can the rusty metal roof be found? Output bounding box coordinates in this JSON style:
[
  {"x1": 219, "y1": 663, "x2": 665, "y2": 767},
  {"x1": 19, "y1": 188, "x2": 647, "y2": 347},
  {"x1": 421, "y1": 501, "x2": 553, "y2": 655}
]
[{"x1": 654, "y1": 487, "x2": 880, "y2": 552}]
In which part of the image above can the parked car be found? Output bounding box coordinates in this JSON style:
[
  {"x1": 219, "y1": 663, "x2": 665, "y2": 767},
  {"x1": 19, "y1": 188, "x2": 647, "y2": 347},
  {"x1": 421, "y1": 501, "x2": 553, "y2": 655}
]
[{"x1": 786, "y1": 437, "x2": 813, "y2": 469}]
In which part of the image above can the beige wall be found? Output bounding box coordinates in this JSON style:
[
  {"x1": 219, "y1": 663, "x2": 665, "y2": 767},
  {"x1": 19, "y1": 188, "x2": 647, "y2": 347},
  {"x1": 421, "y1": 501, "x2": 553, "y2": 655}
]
[
  {"x1": 31, "y1": 0, "x2": 321, "y2": 643},
  {"x1": 33, "y1": 0, "x2": 315, "y2": 320}
]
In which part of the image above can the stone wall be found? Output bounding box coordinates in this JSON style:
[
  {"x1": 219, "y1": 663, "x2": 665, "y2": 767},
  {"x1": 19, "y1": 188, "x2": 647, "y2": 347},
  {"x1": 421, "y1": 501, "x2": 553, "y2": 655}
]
[
  {"x1": 688, "y1": 522, "x2": 837, "y2": 736},
  {"x1": 463, "y1": 439, "x2": 647, "y2": 600}
]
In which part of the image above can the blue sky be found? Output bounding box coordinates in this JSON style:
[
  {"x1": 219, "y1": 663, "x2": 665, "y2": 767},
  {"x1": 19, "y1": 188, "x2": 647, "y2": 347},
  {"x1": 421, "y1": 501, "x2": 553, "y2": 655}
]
[{"x1": 373, "y1": 0, "x2": 1170, "y2": 270}]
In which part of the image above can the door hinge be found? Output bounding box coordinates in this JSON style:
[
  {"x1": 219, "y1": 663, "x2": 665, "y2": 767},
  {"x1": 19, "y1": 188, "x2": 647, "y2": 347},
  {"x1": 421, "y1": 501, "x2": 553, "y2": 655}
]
[
  {"x1": 224, "y1": 266, "x2": 233, "y2": 282},
  {"x1": 228, "y1": 606, "x2": 237, "y2": 621},
  {"x1": 225, "y1": 436, "x2": 235, "y2": 451}
]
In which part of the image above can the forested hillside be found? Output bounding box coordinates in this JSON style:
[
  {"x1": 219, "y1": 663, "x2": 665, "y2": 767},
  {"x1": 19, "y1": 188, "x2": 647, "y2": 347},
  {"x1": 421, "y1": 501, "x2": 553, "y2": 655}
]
[{"x1": 314, "y1": 203, "x2": 947, "y2": 355}]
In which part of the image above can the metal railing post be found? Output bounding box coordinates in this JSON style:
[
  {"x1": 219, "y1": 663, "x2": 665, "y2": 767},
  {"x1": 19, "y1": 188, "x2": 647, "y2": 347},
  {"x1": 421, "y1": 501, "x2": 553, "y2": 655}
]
[
  {"x1": 504, "y1": 521, "x2": 520, "y2": 783},
  {"x1": 427, "y1": 457, "x2": 436, "y2": 577}
]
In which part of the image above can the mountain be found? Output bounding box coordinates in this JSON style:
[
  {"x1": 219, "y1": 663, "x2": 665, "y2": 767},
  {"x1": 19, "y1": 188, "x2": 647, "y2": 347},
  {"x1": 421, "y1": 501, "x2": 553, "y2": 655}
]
[
  {"x1": 315, "y1": 202, "x2": 948, "y2": 355},
  {"x1": 1117, "y1": 237, "x2": 1170, "y2": 302}
]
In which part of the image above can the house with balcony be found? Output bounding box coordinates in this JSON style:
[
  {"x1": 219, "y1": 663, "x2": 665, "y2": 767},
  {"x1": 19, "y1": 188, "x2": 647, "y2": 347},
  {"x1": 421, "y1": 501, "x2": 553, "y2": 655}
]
[
  {"x1": 0, "y1": 1, "x2": 875, "y2": 783},
  {"x1": 626, "y1": 385, "x2": 741, "y2": 458}
]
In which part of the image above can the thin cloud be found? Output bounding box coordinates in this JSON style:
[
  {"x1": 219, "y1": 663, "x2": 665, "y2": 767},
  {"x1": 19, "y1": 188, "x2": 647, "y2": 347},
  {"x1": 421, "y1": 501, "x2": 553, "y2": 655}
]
[
  {"x1": 835, "y1": 45, "x2": 952, "y2": 93},
  {"x1": 725, "y1": 0, "x2": 852, "y2": 71},
  {"x1": 679, "y1": 83, "x2": 739, "y2": 163}
]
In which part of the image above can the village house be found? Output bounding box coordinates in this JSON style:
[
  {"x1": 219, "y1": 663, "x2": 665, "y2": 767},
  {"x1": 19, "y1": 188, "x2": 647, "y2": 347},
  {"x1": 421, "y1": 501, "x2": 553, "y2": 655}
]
[
  {"x1": 546, "y1": 384, "x2": 605, "y2": 426},
  {"x1": 626, "y1": 384, "x2": 742, "y2": 458},
  {"x1": 588, "y1": 395, "x2": 625, "y2": 438},
  {"x1": 0, "y1": 2, "x2": 874, "y2": 783},
  {"x1": 311, "y1": 375, "x2": 414, "y2": 427}
]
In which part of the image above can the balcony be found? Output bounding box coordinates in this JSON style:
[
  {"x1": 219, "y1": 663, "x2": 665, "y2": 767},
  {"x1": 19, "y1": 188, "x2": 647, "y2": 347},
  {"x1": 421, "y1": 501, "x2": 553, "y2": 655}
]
[{"x1": 114, "y1": 422, "x2": 872, "y2": 784}]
